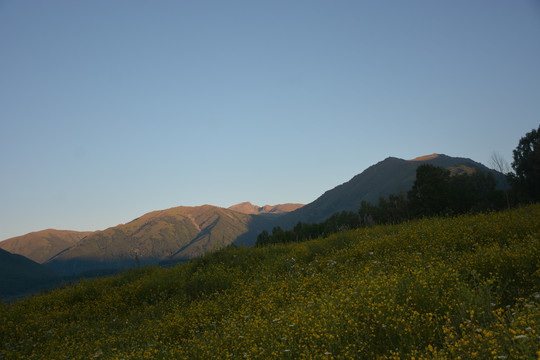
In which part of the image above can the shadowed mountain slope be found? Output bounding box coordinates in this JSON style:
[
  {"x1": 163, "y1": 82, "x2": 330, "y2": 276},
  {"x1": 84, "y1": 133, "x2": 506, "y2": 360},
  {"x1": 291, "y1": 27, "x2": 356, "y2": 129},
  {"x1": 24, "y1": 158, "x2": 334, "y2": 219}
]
[
  {"x1": 276, "y1": 154, "x2": 504, "y2": 228},
  {"x1": 0, "y1": 248, "x2": 58, "y2": 299},
  {"x1": 0, "y1": 229, "x2": 91, "y2": 264},
  {"x1": 45, "y1": 205, "x2": 273, "y2": 276}
]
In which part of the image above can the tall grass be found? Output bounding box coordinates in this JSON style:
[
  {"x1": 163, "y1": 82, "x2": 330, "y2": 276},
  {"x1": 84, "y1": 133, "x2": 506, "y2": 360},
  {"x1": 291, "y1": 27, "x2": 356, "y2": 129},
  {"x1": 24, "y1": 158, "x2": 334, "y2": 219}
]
[{"x1": 1, "y1": 205, "x2": 539, "y2": 359}]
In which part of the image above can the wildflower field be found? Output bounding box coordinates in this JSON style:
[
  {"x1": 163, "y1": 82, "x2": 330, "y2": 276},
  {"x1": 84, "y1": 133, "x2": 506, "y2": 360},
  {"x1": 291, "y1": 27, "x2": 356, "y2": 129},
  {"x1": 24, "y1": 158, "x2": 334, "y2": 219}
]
[{"x1": 1, "y1": 205, "x2": 539, "y2": 359}]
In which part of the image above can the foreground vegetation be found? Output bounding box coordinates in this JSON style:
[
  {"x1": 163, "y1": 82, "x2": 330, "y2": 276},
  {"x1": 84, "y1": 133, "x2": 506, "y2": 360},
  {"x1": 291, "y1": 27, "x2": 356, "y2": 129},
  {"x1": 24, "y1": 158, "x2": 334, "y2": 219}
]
[{"x1": 1, "y1": 205, "x2": 539, "y2": 359}]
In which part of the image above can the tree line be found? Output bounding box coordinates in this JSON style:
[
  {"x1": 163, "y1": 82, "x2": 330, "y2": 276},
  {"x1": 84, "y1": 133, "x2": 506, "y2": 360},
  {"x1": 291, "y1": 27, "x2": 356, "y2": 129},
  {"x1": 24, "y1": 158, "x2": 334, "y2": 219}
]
[{"x1": 256, "y1": 125, "x2": 540, "y2": 247}]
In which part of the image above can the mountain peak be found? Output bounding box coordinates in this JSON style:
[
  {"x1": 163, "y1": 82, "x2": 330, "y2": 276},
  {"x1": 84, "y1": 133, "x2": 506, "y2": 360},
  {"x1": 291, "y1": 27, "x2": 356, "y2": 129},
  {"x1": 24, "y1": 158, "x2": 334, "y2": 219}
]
[
  {"x1": 277, "y1": 153, "x2": 504, "y2": 227},
  {"x1": 408, "y1": 153, "x2": 441, "y2": 161},
  {"x1": 229, "y1": 202, "x2": 304, "y2": 215}
]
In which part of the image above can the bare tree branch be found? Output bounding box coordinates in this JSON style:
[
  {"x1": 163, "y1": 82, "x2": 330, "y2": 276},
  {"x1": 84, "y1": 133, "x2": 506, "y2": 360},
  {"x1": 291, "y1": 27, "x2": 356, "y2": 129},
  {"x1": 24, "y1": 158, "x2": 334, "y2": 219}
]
[
  {"x1": 490, "y1": 151, "x2": 511, "y2": 209},
  {"x1": 490, "y1": 152, "x2": 511, "y2": 174}
]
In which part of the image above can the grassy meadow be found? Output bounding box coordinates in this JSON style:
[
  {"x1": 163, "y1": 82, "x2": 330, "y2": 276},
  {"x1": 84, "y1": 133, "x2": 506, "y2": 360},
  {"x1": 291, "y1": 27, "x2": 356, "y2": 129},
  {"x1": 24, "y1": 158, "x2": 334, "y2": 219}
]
[{"x1": 1, "y1": 205, "x2": 539, "y2": 359}]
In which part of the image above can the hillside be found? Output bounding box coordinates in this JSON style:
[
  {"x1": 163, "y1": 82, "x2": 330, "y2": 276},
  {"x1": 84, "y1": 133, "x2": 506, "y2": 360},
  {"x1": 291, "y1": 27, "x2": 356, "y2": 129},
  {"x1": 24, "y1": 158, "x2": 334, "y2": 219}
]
[
  {"x1": 228, "y1": 202, "x2": 304, "y2": 215},
  {"x1": 1, "y1": 205, "x2": 538, "y2": 359},
  {"x1": 0, "y1": 248, "x2": 58, "y2": 298},
  {"x1": 0, "y1": 229, "x2": 91, "y2": 264},
  {"x1": 277, "y1": 153, "x2": 505, "y2": 227},
  {"x1": 45, "y1": 205, "x2": 272, "y2": 275}
]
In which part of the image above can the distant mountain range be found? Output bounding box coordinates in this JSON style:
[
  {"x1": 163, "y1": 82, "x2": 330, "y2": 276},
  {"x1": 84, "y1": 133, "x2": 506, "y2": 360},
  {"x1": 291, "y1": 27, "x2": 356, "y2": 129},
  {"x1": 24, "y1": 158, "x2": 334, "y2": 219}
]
[
  {"x1": 0, "y1": 153, "x2": 505, "y2": 292},
  {"x1": 44, "y1": 205, "x2": 281, "y2": 275},
  {"x1": 0, "y1": 203, "x2": 302, "y2": 277}
]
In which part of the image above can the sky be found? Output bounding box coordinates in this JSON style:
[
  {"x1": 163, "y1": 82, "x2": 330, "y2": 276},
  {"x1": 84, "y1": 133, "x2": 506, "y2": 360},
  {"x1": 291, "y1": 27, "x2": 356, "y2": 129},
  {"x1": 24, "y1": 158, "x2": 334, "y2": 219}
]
[{"x1": 1, "y1": 1, "x2": 539, "y2": 240}]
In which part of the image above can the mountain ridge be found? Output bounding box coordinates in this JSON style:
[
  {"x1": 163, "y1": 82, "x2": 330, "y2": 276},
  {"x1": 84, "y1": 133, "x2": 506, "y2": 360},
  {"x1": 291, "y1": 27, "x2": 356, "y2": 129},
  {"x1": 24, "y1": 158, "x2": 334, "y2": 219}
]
[
  {"x1": 4, "y1": 154, "x2": 503, "y2": 277},
  {"x1": 274, "y1": 153, "x2": 505, "y2": 228},
  {"x1": 0, "y1": 229, "x2": 92, "y2": 264},
  {"x1": 228, "y1": 202, "x2": 304, "y2": 215},
  {"x1": 45, "y1": 204, "x2": 278, "y2": 275}
]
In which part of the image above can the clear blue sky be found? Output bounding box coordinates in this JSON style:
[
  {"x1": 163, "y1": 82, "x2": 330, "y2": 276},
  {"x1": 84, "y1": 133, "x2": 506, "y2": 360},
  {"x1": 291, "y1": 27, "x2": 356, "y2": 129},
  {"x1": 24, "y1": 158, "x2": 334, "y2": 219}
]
[{"x1": 1, "y1": 1, "x2": 539, "y2": 240}]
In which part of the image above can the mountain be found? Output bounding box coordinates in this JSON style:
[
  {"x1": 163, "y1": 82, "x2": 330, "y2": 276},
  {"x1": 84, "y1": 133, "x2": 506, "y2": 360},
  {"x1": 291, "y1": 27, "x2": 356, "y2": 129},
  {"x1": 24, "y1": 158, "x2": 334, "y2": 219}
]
[
  {"x1": 228, "y1": 202, "x2": 304, "y2": 215},
  {"x1": 0, "y1": 248, "x2": 58, "y2": 299},
  {"x1": 4, "y1": 153, "x2": 502, "y2": 275},
  {"x1": 276, "y1": 153, "x2": 504, "y2": 228},
  {"x1": 0, "y1": 229, "x2": 91, "y2": 264},
  {"x1": 45, "y1": 205, "x2": 274, "y2": 276}
]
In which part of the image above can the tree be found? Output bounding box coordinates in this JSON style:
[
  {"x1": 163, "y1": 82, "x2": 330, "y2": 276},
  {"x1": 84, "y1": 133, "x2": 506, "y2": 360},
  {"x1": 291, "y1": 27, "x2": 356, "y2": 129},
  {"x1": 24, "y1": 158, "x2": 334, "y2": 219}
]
[
  {"x1": 358, "y1": 200, "x2": 379, "y2": 226},
  {"x1": 407, "y1": 164, "x2": 451, "y2": 217},
  {"x1": 255, "y1": 230, "x2": 270, "y2": 247},
  {"x1": 380, "y1": 193, "x2": 409, "y2": 224},
  {"x1": 448, "y1": 170, "x2": 503, "y2": 213},
  {"x1": 510, "y1": 125, "x2": 540, "y2": 202},
  {"x1": 490, "y1": 151, "x2": 511, "y2": 208}
]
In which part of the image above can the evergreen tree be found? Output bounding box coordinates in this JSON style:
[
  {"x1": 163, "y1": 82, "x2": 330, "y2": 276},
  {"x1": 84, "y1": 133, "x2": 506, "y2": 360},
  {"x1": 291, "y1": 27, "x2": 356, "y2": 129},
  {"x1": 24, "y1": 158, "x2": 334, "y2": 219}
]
[
  {"x1": 407, "y1": 164, "x2": 451, "y2": 217},
  {"x1": 510, "y1": 125, "x2": 540, "y2": 202}
]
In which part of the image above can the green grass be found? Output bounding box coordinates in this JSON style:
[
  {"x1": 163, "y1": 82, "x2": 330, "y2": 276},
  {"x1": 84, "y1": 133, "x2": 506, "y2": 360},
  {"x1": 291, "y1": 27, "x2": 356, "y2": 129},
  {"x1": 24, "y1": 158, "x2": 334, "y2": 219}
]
[{"x1": 1, "y1": 205, "x2": 539, "y2": 359}]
